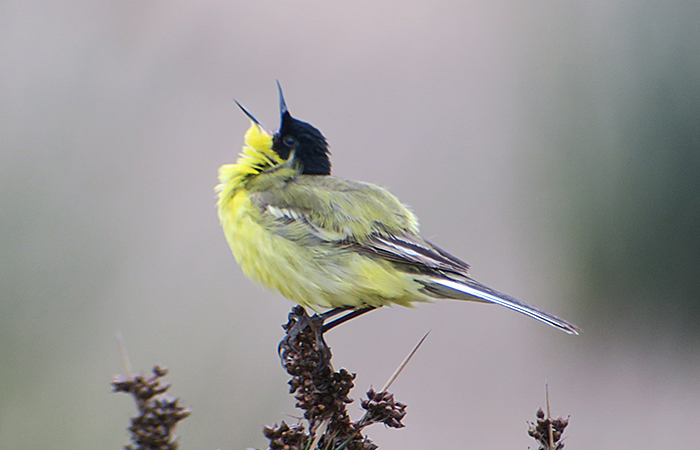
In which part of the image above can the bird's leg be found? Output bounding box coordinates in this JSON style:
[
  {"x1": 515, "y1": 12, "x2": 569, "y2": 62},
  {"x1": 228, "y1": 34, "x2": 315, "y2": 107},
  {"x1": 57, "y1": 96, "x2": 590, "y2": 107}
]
[
  {"x1": 312, "y1": 307, "x2": 378, "y2": 367},
  {"x1": 321, "y1": 306, "x2": 378, "y2": 332},
  {"x1": 313, "y1": 306, "x2": 354, "y2": 323}
]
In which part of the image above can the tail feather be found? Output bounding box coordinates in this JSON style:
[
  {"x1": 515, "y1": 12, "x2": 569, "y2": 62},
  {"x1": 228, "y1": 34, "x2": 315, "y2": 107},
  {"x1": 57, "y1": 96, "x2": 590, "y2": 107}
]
[{"x1": 421, "y1": 276, "x2": 580, "y2": 335}]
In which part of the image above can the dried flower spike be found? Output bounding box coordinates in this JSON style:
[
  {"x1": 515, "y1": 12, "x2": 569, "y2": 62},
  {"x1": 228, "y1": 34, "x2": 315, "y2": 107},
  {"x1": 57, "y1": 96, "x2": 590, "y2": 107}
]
[
  {"x1": 113, "y1": 365, "x2": 191, "y2": 450},
  {"x1": 528, "y1": 407, "x2": 570, "y2": 450}
]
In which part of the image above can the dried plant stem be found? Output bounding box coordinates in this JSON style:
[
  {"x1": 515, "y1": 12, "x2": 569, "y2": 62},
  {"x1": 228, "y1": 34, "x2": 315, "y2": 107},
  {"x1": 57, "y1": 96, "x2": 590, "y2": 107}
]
[
  {"x1": 380, "y1": 331, "x2": 429, "y2": 393},
  {"x1": 546, "y1": 382, "x2": 555, "y2": 450}
]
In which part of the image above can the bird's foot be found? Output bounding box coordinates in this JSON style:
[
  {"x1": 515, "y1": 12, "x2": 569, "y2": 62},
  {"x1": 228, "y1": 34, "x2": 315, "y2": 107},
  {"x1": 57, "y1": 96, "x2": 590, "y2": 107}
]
[{"x1": 279, "y1": 306, "x2": 333, "y2": 371}]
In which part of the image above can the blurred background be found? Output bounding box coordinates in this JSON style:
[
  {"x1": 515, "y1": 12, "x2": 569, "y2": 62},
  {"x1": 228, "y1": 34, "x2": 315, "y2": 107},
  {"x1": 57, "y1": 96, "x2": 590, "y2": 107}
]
[{"x1": 1, "y1": 0, "x2": 699, "y2": 448}]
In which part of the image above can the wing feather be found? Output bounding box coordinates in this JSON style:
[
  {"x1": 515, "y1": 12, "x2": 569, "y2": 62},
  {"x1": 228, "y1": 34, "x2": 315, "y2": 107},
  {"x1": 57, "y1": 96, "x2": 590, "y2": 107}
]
[
  {"x1": 251, "y1": 176, "x2": 470, "y2": 273},
  {"x1": 250, "y1": 176, "x2": 419, "y2": 243},
  {"x1": 355, "y1": 233, "x2": 470, "y2": 275}
]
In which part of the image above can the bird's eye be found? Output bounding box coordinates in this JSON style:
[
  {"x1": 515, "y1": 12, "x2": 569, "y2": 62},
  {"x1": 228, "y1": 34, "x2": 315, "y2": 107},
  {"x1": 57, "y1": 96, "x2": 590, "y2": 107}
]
[{"x1": 283, "y1": 136, "x2": 296, "y2": 147}]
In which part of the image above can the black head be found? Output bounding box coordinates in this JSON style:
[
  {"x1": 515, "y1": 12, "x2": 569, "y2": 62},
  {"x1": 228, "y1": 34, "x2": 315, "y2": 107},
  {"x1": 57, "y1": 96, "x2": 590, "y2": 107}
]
[{"x1": 272, "y1": 82, "x2": 331, "y2": 176}]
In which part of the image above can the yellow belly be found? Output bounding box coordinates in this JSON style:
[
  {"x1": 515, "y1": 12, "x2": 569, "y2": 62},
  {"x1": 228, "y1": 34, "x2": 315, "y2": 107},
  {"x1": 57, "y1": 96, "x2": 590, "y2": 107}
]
[{"x1": 220, "y1": 191, "x2": 426, "y2": 310}]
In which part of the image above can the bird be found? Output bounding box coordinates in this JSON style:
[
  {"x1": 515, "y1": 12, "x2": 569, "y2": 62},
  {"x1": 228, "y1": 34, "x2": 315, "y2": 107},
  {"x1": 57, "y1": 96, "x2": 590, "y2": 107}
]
[{"x1": 216, "y1": 83, "x2": 579, "y2": 336}]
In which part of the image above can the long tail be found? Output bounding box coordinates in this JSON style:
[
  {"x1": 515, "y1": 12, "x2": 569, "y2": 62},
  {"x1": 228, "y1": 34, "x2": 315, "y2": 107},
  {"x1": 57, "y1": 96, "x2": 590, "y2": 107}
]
[{"x1": 420, "y1": 276, "x2": 580, "y2": 335}]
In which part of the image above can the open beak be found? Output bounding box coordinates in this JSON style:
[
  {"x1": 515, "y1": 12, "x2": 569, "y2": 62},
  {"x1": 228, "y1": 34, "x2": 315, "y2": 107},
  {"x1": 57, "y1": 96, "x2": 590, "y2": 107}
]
[{"x1": 234, "y1": 99, "x2": 266, "y2": 130}]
